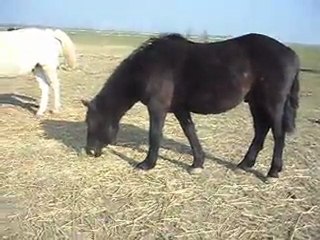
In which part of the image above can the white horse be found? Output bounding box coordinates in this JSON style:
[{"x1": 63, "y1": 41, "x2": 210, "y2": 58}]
[{"x1": 0, "y1": 27, "x2": 76, "y2": 116}]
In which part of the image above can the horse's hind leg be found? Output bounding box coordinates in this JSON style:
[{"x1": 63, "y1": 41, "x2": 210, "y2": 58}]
[
  {"x1": 267, "y1": 103, "x2": 286, "y2": 178},
  {"x1": 238, "y1": 102, "x2": 270, "y2": 170},
  {"x1": 34, "y1": 67, "x2": 50, "y2": 116},
  {"x1": 239, "y1": 99, "x2": 287, "y2": 179},
  {"x1": 44, "y1": 67, "x2": 60, "y2": 113}
]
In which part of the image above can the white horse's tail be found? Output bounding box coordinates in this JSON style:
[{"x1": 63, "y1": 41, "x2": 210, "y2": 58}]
[{"x1": 52, "y1": 29, "x2": 77, "y2": 69}]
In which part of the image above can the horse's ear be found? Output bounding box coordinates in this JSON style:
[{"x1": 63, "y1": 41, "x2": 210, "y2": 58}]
[{"x1": 81, "y1": 99, "x2": 90, "y2": 108}]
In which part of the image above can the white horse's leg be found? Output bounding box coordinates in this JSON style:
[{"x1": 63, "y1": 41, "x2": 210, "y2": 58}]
[
  {"x1": 44, "y1": 67, "x2": 60, "y2": 113},
  {"x1": 34, "y1": 67, "x2": 50, "y2": 116}
]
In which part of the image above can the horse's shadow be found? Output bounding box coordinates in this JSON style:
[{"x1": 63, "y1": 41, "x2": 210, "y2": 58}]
[
  {"x1": 41, "y1": 120, "x2": 267, "y2": 182},
  {"x1": 0, "y1": 93, "x2": 38, "y2": 114}
]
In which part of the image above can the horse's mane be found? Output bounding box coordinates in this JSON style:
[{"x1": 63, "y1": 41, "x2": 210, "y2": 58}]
[
  {"x1": 96, "y1": 33, "x2": 189, "y2": 101},
  {"x1": 110, "y1": 33, "x2": 187, "y2": 76},
  {"x1": 130, "y1": 33, "x2": 187, "y2": 56}
]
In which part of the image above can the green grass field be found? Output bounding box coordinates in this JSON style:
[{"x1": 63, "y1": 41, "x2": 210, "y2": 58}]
[{"x1": 0, "y1": 31, "x2": 320, "y2": 239}]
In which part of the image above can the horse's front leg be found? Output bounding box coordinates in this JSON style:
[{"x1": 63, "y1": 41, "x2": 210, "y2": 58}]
[
  {"x1": 34, "y1": 67, "x2": 50, "y2": 116},
  {"x1": 136, "y1": 102, "x2": 167, "y2": 170},
  {"x1": 174, "y1": 110, "x2": 205, "y2": 174}
]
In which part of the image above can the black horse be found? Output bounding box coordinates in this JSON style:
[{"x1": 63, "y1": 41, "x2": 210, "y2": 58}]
[
  {"x1": 7, "y1": 27, "x2": 20, "y2": 31},
  {"x1": 82, "y1": 33, "x2": 300, "y2": 179}
]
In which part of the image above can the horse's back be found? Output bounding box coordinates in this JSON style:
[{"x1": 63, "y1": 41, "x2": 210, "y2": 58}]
[{"x1": 0, "y1": 28, "x2": 61, "y2": 76}]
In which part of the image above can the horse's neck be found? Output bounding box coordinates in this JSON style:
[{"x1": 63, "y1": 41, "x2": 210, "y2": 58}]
[{"x1": 96, "y1": 82, "x2": 136, "y2": 120}]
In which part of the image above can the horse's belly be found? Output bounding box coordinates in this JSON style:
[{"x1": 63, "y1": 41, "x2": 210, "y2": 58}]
[
  {"x1": 0, "y1": 60, "x2": 33, "y2": 77},
  {"x1": 187, "y1": 92, "x2": 244, "y2": 114},
  {"x1": 0, "y1": 50, "x2": 36, "y2": 77}
]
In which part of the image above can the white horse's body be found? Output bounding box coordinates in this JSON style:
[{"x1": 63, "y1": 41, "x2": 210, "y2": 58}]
[{"x1": 0, "y1": 28, "x2": 76, "y2": 115}]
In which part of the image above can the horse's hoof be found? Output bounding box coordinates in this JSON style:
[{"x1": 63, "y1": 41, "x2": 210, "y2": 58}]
[
  {"x1": 233, "y1": 167, "x2": 247, "y2": 174},
  {"x1": 266, "y1": 176, "x2": 279, "y2": 184},
  {"x1": 35, "y1": 112, "x2": 44, "y2": 118},
  {"x1": 267, "y1": 170, "x2": 279, "y2": 177},
  {"x1": 135, "y1": 161, "x2": 155, "y2": 171},
  {"x1": 50, "y1": 109, "x2": 60, "y2": 114},
  {"x1": 266, "y1": 170, "x2": 280, "y2": 183},
  {"x1": 188, "y1": 167, "x2": 203, "y2": 175},
  {"x1": 237, "y1": 160, "x2": 255, "y2": 171}
]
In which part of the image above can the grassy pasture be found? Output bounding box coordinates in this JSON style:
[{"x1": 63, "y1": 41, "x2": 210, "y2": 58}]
[{"x1": 0, "y1": 31, "x2": 320, "y2": 239}]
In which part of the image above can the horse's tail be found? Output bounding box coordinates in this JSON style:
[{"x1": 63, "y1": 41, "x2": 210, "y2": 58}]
[
  {"x1": 283, "y1": 66, "x2": 300, "y2": 134},
  {"x1": 52, "y1": 29, "x2": 77, "y2": 69}
]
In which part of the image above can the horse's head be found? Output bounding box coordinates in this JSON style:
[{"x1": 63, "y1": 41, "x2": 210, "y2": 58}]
[{"x1": 81, "y1": 99, "x2": 119, "y2": 157}]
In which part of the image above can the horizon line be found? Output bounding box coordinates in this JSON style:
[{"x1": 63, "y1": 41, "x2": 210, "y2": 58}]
[{"x1": 1, "y1": 22, "x2": 319, "y2": 46}]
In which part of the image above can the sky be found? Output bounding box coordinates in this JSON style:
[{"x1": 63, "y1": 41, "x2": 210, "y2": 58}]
[{"x1": 1, "y1": 0, "x2": 320, "y2": 44}]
